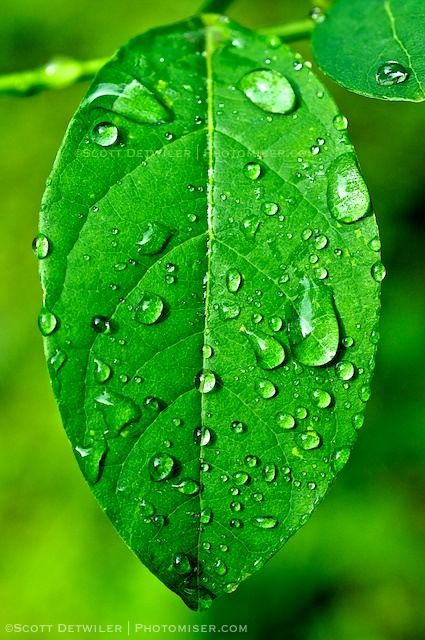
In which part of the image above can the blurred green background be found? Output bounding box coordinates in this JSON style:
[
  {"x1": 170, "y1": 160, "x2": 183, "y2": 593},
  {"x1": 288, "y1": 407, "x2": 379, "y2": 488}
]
[{"x1": 1, "y1": 1, "x2": 424, "y2": 638}]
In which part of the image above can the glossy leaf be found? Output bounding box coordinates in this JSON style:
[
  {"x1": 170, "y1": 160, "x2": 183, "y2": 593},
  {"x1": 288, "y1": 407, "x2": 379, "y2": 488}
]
[
  {"x1": 38, "y1": 15, "x2": 382, "y2": 610},
  {"x1": 312, "y1": 0, "x2": 425, "y2": 102}
]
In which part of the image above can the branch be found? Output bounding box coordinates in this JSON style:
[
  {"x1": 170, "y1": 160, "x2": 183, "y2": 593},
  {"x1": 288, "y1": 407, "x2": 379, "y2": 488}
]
[
  {"x1": 259, "y1": 19, "x2": 315, "y2": 43},
  {"x1": 0, "y1": 19, "x2": 315, "y2": 98},
  {"x1": 0, "y1": 56, "x2": 107, "y2": 97},
  {"x1": 198, "y1": 0, "x2": 235, "y2": 14}
]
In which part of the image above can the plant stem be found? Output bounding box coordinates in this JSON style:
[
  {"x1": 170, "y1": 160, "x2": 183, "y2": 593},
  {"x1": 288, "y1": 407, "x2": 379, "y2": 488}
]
[
  {"x1": 198, "y1": 0, "x2": 235, "y2": 13},
  {"x1": 259, "y1": 19, "x2": 314, "y2": 43},
  {"x1": 0, "y1": 56, "x2": 107, "y2": 97},
  {"x1": 0, "y1": 18, "x2": 315, "y2": 98}
]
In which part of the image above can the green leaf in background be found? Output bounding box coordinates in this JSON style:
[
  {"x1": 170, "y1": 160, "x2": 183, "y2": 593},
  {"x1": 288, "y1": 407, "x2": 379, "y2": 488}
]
[
  {"x1": 37, "y1": 14, "x2": 382, "y2": 610},
  {"x1": 312, "y1": 0, "x2": 425, "y2": 102}
]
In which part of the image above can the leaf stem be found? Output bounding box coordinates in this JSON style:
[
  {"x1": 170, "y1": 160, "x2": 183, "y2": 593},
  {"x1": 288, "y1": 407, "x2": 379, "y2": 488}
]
[
  {"x1": 0, "y1": 56, "x2": 108, "y2": 97},
  {"x1": 198, "y1": 0, "x2": 235, "y2": 14},
  {"x1": 259, "y1": 19, "x2": 315, "y2": 43}
]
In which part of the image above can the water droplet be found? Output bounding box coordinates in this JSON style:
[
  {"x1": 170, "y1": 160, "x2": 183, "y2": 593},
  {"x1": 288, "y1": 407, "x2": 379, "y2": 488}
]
[
  {"x1": 269, "y1": 316, "x2": 283, "y2": 332},
  {"x1": 226, "y1": 268, "x2": 243, "y2": 293},
  {"x1": 263, "y1": 463, "x2": 277, "y2": 482},
  {"x1": 230, "y1": 420, "x2": 247, "y2": 435},
  {"x1": 332, "y1": 447, "x2": 351, "y2": 473},
  {"x1": 336, "y1": 361, "x2": 355, "y2": 381},
  {"x1": 91, "y1": 315, "x2": 111, "y2": 334},
  {"x1": 257, "y1": 379, "x2": 277, "y2": 399},
  {"x1": 352, "y1": 413, "x2": 365, "y2": 430},
  {"x1": 149, "y1": 453, "x2": 175, "y2": 481},
  {"x1": 298, "y1": 430, "x2": 322, "y2": 451},
  {"x1": 95, "y1": 389, "x2": 141, "y2": 433},
  {"x1": 333, "y1": 114, "x2": 349, "y2": 131},
  {"x1": 230, "y1": 518, "x2": 243, "y2": 529},
  {"x1": 230, "y1": 500, "x2": 243, "y2": 512},
  {"x1": 174, "y1": 553, "x2": 192, "y2": 575},
  {"x1": 90, "y1": 121, "x2": 119, "y2": 147},
  {"x1": 242, "y1": 217, "x2": 261, "y2": 239},
  {"x1": 277, "y1": 413, "x2": 296, "y2": 430},
  {"x1": 214, "y1": 559, "x2": 228, "y2": 576},
  {"x1": 220, "y1": 303, "x2": 241, "y2": 320},
  {"x1": 194, "y1": 426, "x2": 212, "y2": 446},
  {"x1": 312, "y1": 388, "x2": 332, "y2": 409},
  {"x1": 245, "y1": 454, "x2": 259, "y2": 468},
  {"x1": 140, "y1": 499, "x2": 155, "y2": 517},
  {"x1": 253, "y1": 516, "x2": 278, "y2": 529},
  {"x1": 310, "y1": 6, "x2": 326, "y2": 23},
  {"x1": 202, "y1": 344, "x2": 214, "y2": 359},
  {"x1": 244, "y1": 162, "x2": 262, "y2": 180},
  {"x1": 172, "y1": 478, "x2": 201, "y2": 495},
  {"x1": 241, "y1": 327, "x2": 285, "y2": 370},
  {"x1": 32, "y1": 233, "x2": 50, "y2": 259},
  {"x1": 369, "y1": 237, "x2": 381, "y2": 252},
  {"x1": 85, "y1": 80, "x2": 173, "y2": 125},
  {"x1": 200, "y1": 508, "x2": 213, "y2": 524},
  {"x1": 327, "y1": 153, "x2": 371, "y2": 224},
  {"x1": 241, "y1": 69, "x2": 296, "y2": 114},
  {"x1": 136, "y1": 222, "x2": 172, "y2": 256},
  {"x1": 38, "y1": 309, "x2": 58, "y2": 336},
  {"x1": 371, "y1": 261, "x2": 387, "y2": 282},
  {"x1": 288, "y1": 277, "x2": 339, "y2": 367},
  {"x1": 94, "y1": 358, "x2": 112, "y2": 383},
  {"x1": 376, "y1": 61, "x2": 409, "y2": 86},
  {"x1": 134, "y1": 292, "x2": 164, "y2": 325},
  {"x1": 195, "y1": 370, "x2": 217, "y2": 394},
  {"x1": 50, "y1": 349, "x2": 67, "y2": 373},
  {"x1": 263, "y1": 202, "x2": 279, "y2": 216},
  {"x1": 233, "y1": 471, "x2": 249, "y2": 486}
]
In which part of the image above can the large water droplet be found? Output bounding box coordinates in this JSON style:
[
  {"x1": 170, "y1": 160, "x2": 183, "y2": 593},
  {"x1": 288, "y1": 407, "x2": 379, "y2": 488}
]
[
  {"x1": 298, "y1": 430, "x2": 322, "y2": 451},
  {"x1": 195, "y1": 370, "x2": 218, "y2": 394},
  {"x1": 91, "y1": 315, "x2": 112, "y2": 334},
  {"x1": 136, "y1": 222, "x2": 172, "y2": 256},
  {"x1": 327, "y1": 154, "x2": 371, "y2": 224},
  {"x1": 371, "y1": 261, "x2": 387, "y2": 282},
  {"x1": 376, "y1": 61, "x2": 409, "y2": 86},
  {"x1": 257, "y1": 379, "x2": 277, "y2": 399},
  {"x1": 90, "y1": 121, "x2": 119, "y2": 147},
  {"x1": 94, "y1": 358, "x2": 112, "y2": 383},
  {"x1": 95, "y1": 389, "x2": 141, "y2": 434},
  {"x1": 172, "y1": 478, "x2": 201, "y2": 495},
  {"x1": 32, "y1": 233, "x2": 50, "y2": 259},
  {"x1": 312, "y1": 388, "x2": 332, "y2": 409},
  {"x1": 38, "y1": 309, "x2": 58, "y2": 336},
  {"x1": 174, "y1": 553, "x2": 193, "y2": 575},
  {"x1": 240, "y1": 69, "x2": 296, "y2": 114},
  {"x1": 135, "y1": 293, "x2": 164, "y2": 325},
  {"x1": 244, "y1": 162, "x2": 262, "y2": 180},
  {"x1": 226, "y1": 268, "x2": 243, "y2": 293},
  {"x1": 288, "y1": 277, "x2": 339, "y2": 367},
  {"x1": 85, "y1": 80, "x2": 173, "y2": 125},
  {"x1": 241, "y1": 327, "x2": 286, "y2": 370},
  {"x1": 149, "y1": 453, "x2": 176, "y2": 481},
  {"x1": 276, "y1": 413, "x2": 296, "y2": 430},
  {"x1": 194, "y1": 426, "x2": 212, "y2": 446}
]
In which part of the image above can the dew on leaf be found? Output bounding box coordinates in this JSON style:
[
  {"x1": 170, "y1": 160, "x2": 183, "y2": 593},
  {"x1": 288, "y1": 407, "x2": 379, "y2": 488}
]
[
  {"x1": 32, "y1": 233, "x2": 50, "y2": 259},
  {"x1": 226, "y1": 268, "x2": 243, "y2": 293},
  {"x1": 244, "y1": 162, "x2": 262, "y2": 180},
  {"x1": 312, "y1": 388, "x2": 332, "y2": 409},
  {"x1": 38, "y1": 309, "x2": 58, "y2": 336},
  {"x1": 172, "y1": 478, "x2": 201, "y2": 495},
  {"x1": 149, "y1": 453, "x2": 176, "y2": 481},
  {"x1": 240, "y1": 69, "x2": 296, "y2": 114},
  {"x1": 371, "y1": 261, "x2": 387, "y2": 282},
  {"x1": 241, "y1": 327, "x2": 285, "y2": 370},
  {"x1": 94, "y1": 358, "x2": 112, "y2": 383},
  {"x1": 195, "y1": 370, "x2": 217, "y2": 394},
  {"x1": 50, "y1": 349, "x2": 67, "y2": 373},
  {"x1": 333, "y1": 114, "x2": 348, "y2": 131},
  {"x1": 95, "y1": 389, "x2": 141, "y2": 434},
  {"x1": 173, "y1": 553, "x2": 192, "y2": 575},
  {"x1": 332, "y1": 447, "x2": 351, "y2": 473},
  {"x1": 263, "y1": 463, "x2": 277, "y2": 482},
  {"x1": 136, "y1": 222, "x2": 172, "y2": 256},
  {"x1": 262, "y1": 202, "x2": 279, "y2": 216},
  {"x1": 91, "y1": 315, "x2": 112, "y2": 334},
  {"x1": 233, "y1": 471, "x2": 249, "y2": 486},
  {"x1": 90, "y1": 121, "x2": 119, "y2": 147},
  {"x1": 194, "y1": 426, "x2": 212, "y2": 446},
  {"x1": 230, "y1": 420, "x2": 247, "y2": 435},
  {"x1": 134, "y1": 292, "x2": 164, "y2": 325},
  {"x1": 257, "y1": 379, "x2": 277, "y2": 399},
  {"x1": 298, "y1": 430, "x2": 322, "y2": 451},
  {"x1": 200, "y1": 508, "x2": 213, "y2": 525},
  {"x1": 376, "y1": 61, "x2": 409, "y2": 86},
  {"x1": 327, "y1": 153, "x2": 371, "y2": 224},
  {"x1": 336, "y1": 361, "x2": 355, "y2": 381},
  {"x1": 277, "y1": 413, "x2": 296, "y2": 430},
  {"x1": 253, "y1": 516, "x2": 278, "y2": 529}
]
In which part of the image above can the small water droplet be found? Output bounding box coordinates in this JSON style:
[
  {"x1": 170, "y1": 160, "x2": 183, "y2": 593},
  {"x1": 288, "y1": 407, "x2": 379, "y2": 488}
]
[
  {"x1": 226, "y1": 268, "x2": 243, "y2": 293},
  {"x1": 94, "y1": 358, "x2": 112, "y2": 383},
  {"x1": 91, "y1": 315, "x2": 111, "y2": 334},
  {"x1": 134, "y1": 292, "x2": 164, "y2": 325},
  {"x1": 233, "y1": 471, "x2": 249, "y2": 486},
  {"x1": 269, "y1": 316, "x2": 283, "y2": 332},
  {"x1": 38, "y1": 309, "x2": 58, "y2": 336},
  {"x1": 312, "y1": 388, "x2": 332, "y2": 409},
  {"x1": 263, "y1": 463, "x2": 277, "y2": 482},
  {"x1": 136, "y1": 222, "x2": 172, "y2": 256},
  {"x1": 140, "y1": 499, "x2": 155, "y2": 517},
  {"x1": 172, "y1": 478, "x2": 201, "y2": 495},
  {"x1": 200, "y1": 507, "x2": 213, "y2": 524},
  {"x1": 194, "y1": 426, "x2": 212, "y2": 446},
  {"x1": 298, "y1": 430, "x2": 322, "y2": 451},
  {"x1": 327, "y1": 153, "x2": 371, "y2": 224},
  {"x1": 376, "y1": 61, "x2": 409, "y2": 86},
  {"x1": 32, "y1": 233, "x2": 50, "y2": 259},
  {"x1": 230, "y1": 420, "x2": 247, "y2": 435},
  {"x1": 257, "y1": 379, "x2": 277, "y2": 399},
  {"x1": 263, "y1": 202, "x2": 279, "y2": 216},
  {"x1": 241, "y1": 69, "x2": 296, "y2": 114},
  {"x1": 195, "y1": 370, "x2": 218, "y2": 394},
  {"x1": 244, "y1": 162, "x2": 262, "y2": 180},
  {"x1": 253, "y1": 516, "x2": 278, "y2": 529},
  {"x1": 173, "y1": 553, "x2": 193, "y2": 575},
  {"x1": 241, "y1": 327, "x2": 285, "y2": 370},
  {"x1": 277, "y1": 413, "x2": 296, "y2": 430},
  {"x1": 220, "y1": 303, "x2": 241, "y2": 320},
  {"x1": 95, "y1": 389, "x2": 141, "y2": 433},
  {"x1": 149, "y1": 453, "x2": 175, "y2": 481},
  {"x1": 333, "y1": 114, "x2": 349, "y2": 131},
  {"x1": 90, "y1": 121, "x2": 119, "y2": 147},
  {"x1": 332, "y1": 447, "x2": 351, "y2": 473},
  {"x1": 50, "y1": 349, "x2": 67, "y2": 373},
  {"x1": 336, "y1": 361, "x2": 355, "y2": 381},
  {"x1": 371, "y1": 261, "x2": 387, "y2": 282}
]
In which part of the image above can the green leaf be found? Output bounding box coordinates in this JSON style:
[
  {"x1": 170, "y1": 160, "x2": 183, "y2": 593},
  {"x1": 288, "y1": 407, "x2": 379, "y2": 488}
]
[
  {"x1": 312, "y1": 0, "x2": 425, "y2": 102},
  {"x1": 37, "y1": 15, "x2": 382, "y2": 610}
]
